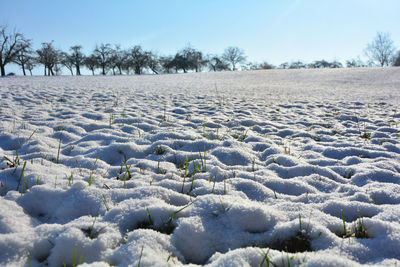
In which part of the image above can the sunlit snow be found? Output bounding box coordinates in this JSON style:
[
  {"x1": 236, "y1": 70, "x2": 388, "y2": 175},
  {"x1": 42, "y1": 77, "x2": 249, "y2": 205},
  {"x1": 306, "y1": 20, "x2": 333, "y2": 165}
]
[{"x1": 1, "y1": 68, "x2": 400, "y2": 266}]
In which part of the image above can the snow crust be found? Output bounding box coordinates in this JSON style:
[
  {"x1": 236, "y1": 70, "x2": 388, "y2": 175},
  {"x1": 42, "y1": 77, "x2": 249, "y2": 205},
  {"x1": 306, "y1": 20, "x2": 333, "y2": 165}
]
[{"x1": 0, "y1": 68, "x2": 400, "y2": 266}]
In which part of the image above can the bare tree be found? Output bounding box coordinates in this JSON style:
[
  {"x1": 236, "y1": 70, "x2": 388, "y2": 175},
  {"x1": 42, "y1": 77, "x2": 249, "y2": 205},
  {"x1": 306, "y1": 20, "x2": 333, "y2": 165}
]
[
  {"x1": 13, "y1": 39, "x2": 33, "y2": 76},
  {"x1": 84, "y1": 54, "x2": 98, "y2": 75},
  {"x1": 279, "y1": 62, "x2": 289, "y2": 69},
  {"x1": 308, "y1": 60, "x2": 342, "y2": 68},
  {"x1": 159, "y1": 55, "x2": 174, "y2": 73},
  {"x1": 247, "y1": 61, "x2": 274, "y2": 70},
  {"x1": 167, "y1": 45, "x2": 205, "y2": 73},
  {"x1": 289, "y1": 61, "x2": 307, "y2": 69},
  {"x1": 308, "y1": 60, "x2": 330, "y2": 68},
  {"x1": 25, "y1": 58, "x2": 36, "y2": 76},
  {"x1": 146, "y1": 51, "x2": 160, "y2": 74},
  {"x1": 93, "y1": 43, "x2": 112, "y2": 75},
  {"x1": 54, "y1": 60, "x2": 62, "y2": 75},
  {"x1": 364, "y1": 32, "x2": 396, "y2": 67},
  {"x1": 170, "y1": 53, "x2": 190, "y2": 73},
  {"x1": 180, "y1": 45, "x2": 207, "y2": 72},
  {"x1": 109, "y1": 45, "x2": 127, "y2": 75},
  {"x1": 258, "y1": 61, "x2": 275, "y2": 69},
  {"x1": 121, "y1": 56, "x2": 132, "y2": 75},
  {"x1": 191, "y1": 51, "x2": 207, "y2": 72},
  {"x1": 222, "y1": 46, "x2": 246, "y2": 71},
  {"x1": 0, "y1": 25, "x2": 29, "y2": 76},
  {"x1": 329, "y1": 60, "x2": 343, "y2": 68},
  {"x1": 129, "y1": 45, "x2": 148, "y2": 74},
  {"x1": 70, "y1": 45, "x2": 85, "y2": 75},
  {"x1": 208, "y1": 54, "x2": 229, "y2": 72},
  {"x1": 346, "y1": 57, "x2": 366, "y2": 68},
  {"x1": 175, "y1": 46, "x2": 192, "y2": 73},
  {"x1": 60, "y1": 52, "x2": 74, "y2": 75},
  {"x1": 36, "y1": 42, "x2": 60, "y2": 76}
]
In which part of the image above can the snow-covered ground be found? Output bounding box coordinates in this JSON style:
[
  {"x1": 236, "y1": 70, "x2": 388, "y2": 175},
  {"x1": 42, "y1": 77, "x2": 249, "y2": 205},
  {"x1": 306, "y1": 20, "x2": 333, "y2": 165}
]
[{"x1": 0, "y1": 68, "x2": 400, "y2": 266}]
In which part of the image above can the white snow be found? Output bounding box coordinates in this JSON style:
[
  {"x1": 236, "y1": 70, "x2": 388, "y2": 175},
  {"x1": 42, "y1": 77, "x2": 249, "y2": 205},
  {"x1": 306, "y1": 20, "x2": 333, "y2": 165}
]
[{"x1": 0, "y1": 67, "x2": 400, "y2": 266}]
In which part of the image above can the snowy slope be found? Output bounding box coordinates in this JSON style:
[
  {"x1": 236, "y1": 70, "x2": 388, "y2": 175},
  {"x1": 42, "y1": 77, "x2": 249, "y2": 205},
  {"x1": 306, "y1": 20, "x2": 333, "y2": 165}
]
[{"x1": 0, "y1": 68, "x2": 400, "y2": 266}]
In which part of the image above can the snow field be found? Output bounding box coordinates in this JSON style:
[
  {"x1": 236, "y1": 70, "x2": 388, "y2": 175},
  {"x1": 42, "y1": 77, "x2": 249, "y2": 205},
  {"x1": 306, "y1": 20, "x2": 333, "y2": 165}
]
[{"x1": 0, "y1": 68, "x2": 400, "y2": 266}]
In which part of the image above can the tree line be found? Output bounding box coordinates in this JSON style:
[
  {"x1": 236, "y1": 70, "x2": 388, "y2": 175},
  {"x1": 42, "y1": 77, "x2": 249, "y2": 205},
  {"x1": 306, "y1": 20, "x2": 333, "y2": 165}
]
[{"x1": 1, "y1": 26, "x2": 399, "y2": 77}]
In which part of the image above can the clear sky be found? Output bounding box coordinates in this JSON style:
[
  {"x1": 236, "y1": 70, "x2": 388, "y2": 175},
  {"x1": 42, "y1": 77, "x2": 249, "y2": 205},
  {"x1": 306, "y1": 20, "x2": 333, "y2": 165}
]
[{"x1": 2, "y1": 0, "x2": 400, "y2": 74}]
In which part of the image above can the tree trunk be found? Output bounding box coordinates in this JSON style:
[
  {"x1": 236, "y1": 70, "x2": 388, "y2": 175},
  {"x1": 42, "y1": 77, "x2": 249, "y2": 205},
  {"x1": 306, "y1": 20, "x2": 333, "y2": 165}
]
[
  {"x1": 91, "y1": 69, "x2": 95, "y2": 75},
  {"x1": 102, "y1": 65, "x2": 105, "y2": 75},
  {"x1": 76, "y1": 65, "x2": 81, "y2": 75},
  {"x1": 44, "y1": 66, "x2": 47, "y2": 76},
  {"x1": 22, "y1": 64, "x2": 26, "y2": 76},
  {"x1": 69, "y1": 69, "x2": 73, "y2": 75},
  {"x1": 29, "y1": 69, "x2": 32, "y2": 76},
  {"x1": 0, "y1": 65, "x2": 5, "y2": 76}
]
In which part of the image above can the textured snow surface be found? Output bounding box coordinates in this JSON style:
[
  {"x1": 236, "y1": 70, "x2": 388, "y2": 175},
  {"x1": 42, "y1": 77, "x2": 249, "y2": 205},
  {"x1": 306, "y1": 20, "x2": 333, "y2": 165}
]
[{"x1": 0, "y1": 68, "x2": 400, "y2": 266}]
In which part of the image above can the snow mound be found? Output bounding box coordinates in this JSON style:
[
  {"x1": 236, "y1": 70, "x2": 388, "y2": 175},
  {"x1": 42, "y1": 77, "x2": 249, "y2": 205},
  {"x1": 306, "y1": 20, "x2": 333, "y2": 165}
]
[{"x1": 1, "y1": 68, "x2": 400, "y2": 266}]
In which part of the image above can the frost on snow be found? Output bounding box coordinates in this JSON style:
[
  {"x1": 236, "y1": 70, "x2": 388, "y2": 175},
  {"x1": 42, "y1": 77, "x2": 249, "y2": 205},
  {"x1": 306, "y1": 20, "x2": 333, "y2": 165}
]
[{"x1": 0, "y1": 68, "x2": 400, "y2": 266}]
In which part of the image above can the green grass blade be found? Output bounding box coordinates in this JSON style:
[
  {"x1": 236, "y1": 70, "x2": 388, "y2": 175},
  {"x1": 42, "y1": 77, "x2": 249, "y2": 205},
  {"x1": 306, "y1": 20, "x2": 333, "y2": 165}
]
[
  {"x1": 17, "y1": 161, "x2": 27, "y2": 192},
  {"x1": 73, "y1": 244, "x2": 77, "y2": 267},
  {"x1": 137, "y1": 245, "x2": 144, "y2": 267},
  {"x1": 146, "y1": 208, "x2": 153, "y2": 225}
]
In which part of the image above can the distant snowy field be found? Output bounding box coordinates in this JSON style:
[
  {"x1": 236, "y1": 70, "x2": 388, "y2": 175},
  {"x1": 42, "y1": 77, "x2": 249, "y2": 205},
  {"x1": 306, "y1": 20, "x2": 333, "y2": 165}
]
[{"x1": 1, "y1": 68, "x2": 400, "y2": 266}]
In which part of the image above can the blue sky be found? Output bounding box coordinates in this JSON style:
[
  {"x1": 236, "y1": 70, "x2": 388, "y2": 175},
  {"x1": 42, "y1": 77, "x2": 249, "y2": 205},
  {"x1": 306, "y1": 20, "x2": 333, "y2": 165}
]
[{"x1": 2, "y1": 0, "x2": 400, "y2": 74}]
